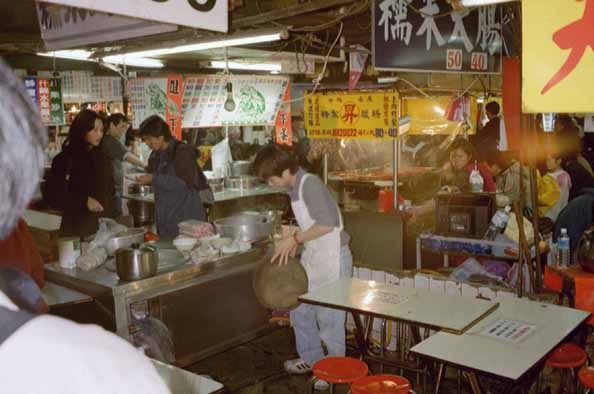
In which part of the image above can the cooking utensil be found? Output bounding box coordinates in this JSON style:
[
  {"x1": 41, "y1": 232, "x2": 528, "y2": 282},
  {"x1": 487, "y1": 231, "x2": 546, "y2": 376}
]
[
  {"x1": 115, "y1": 243, "x2": 159, "y2": 281},
  {"x1": 224, "y1": 176, "x2": 261, "y2": 190},
  {"x1": 106, "y1": 228, "x2": 146, "y2": 256},
  {"x1": 253, "y1": 255, "x2": 308, "y2": 310},
  {"x1": 130, "y1": 184, "x2": 153, "y2": 196},
  {"x1": 129, "y1": 200, "x2": 155, "y2": 226},
  {"x1": 230, "y1": 160, "x2": 252, "y2": 176},
  {"x1": 244, "y1": 210, "x2": 284, "y2": 236},
  {"x1": 214, "y1": 214, "x2": 273, "y2": 242},
  {"x1": 207, "y1": 177, "x2": 225, "y2": 193}
]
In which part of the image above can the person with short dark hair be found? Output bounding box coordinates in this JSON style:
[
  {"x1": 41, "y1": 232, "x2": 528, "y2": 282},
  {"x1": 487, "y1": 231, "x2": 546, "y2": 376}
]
[
  {"x1": 101, "y1": 113, "x2": 145, "y2": 216},
  {"x1": 137, "y1": 115, "x2": 206, "y2": 239},
  {"x1": 253, "y1": 144, "x2": 352, "y2": 390},
  {"x1": 0, "y1": 57, "x2": 170, "y2": 394},
  {"x1": 473, "y1": 101, "x2": 502, "y2": 157},
  {"x1": 60, "y1": 109, "x2": 117, "y2": 237}
]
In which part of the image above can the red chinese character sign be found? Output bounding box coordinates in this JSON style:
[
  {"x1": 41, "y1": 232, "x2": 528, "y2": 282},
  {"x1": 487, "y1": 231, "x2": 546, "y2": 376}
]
[
  {"x1": 372, "y1": 0, "x2": 502, "y2": 73},
  {"x1": 304, "y1": 91, "x2": 399, "y2": 139},
  {"x1": 522, "y1": 0, "x2": 594, "y2": 112},
  {"x1": 275, "y1": 82, "x2": 292, "y2": 145}
]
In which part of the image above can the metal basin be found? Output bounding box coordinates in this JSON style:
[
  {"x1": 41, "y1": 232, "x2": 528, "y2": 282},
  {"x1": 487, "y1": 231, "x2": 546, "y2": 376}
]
[
  {"x1": 214, "y1": 214, "x2": 273, "y2": 242},
  {"x1": 106, "y1": 228, "x2": 146, "y2": 256}
]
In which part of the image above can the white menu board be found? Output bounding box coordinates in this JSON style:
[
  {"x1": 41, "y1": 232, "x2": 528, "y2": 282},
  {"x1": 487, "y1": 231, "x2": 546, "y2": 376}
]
[
  {"x1": 128, "y1": 78, "x2": 168, "y2": 127},
  {"x1": 479, "y1": 319, "x2": 536, "y2": 344},
  {"x1": 182, "y1": 75, "x2": 289, "y2": 128}
]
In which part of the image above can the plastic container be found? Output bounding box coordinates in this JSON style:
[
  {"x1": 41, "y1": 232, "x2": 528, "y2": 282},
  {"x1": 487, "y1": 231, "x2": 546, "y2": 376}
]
[
  {"x1": 484, "y1": 205, "x2": 512, "y2": 241},
  {"x1": 558, "y1": 228, "x2": 570, "y2": 268},
  {"x1": 178, "y1": 220, "x2": 214, "y2": 239},
  {"x1": 469, "y1": 161, "x2": 484, "y2": 193}
]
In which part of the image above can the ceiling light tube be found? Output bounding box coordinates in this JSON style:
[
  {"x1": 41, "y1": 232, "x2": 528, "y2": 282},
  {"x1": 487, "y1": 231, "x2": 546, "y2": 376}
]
[
  {"x1": 458, "y1": 0, "x2": 516, "y2": 6},
  {"x1": 37, "y1": 50, "x2": 164, "y2": 68},
  {"x1": 113, "y1": 30, "x2": 287, "y2": 58},
  {"x1": 210, "y1": 61, "x2": 282, "y2": 72}
]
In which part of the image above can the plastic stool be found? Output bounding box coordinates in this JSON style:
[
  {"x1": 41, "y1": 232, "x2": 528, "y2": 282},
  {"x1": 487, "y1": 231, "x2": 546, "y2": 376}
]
[
  {"x1": 579, "y1": 366, "x2": 594, "y2": 392},
  {"x1": 351, "y1": 374, "x2": 411, "y2": 394},
  {"x1": 544, "y1": 343, "x2": 587, "y2": 394},
  {"x1": 308, "y1": 357, "x2": 369, "y2": 394}
]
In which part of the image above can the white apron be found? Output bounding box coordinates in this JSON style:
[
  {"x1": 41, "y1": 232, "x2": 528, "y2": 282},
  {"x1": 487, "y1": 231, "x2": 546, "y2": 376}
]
[{"x1": 292, "y1": 174, "x2": 343, "y2": 292}]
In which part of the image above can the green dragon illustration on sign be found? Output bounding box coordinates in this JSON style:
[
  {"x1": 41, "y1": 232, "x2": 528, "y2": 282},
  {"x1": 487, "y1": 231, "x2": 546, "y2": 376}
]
[
  {"x1": 238, "y1": 85, "x2": 266, "y2": 120},
  {"x1": 146, "y1": 83, "x2": 179, "y2": 116}
]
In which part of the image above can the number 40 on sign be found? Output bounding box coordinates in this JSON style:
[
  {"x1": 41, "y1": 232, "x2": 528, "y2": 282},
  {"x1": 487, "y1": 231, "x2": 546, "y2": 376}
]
[{"x1": 446, "y1": 49, "x2": 488, "y2": 71}]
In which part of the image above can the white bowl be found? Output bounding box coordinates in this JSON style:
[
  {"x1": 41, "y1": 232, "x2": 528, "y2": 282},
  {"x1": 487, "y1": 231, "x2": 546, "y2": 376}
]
[{"x1": 173, "y1": 236, "x2": 198, "y2": 253}]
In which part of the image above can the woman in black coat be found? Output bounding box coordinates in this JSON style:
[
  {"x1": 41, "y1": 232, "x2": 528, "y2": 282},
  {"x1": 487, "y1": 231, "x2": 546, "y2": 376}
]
[{"x1": 60, "y1": 109, "x2": 116, "y2": 238}]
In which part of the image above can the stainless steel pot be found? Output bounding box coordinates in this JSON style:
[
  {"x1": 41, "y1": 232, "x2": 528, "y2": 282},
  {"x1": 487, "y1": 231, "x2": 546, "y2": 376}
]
[
  {"x1": 129, "y1": 200, "x2": 155, "y2": 226},
  {"x1": 214, "y1": 214, "x2": 273, "y2": 242},
  {"x1": 106, "y1": 228, "x2": 146, "y2": 256},
  {"x1": 130, "y1": 184, "x2": 153, "y2": 196},
  {"x1": 230, "y1": 160, "x2": 252, "y2": 176},
  {"x1": 115, "y1": 243, "x2": 158, "y2": 281},
  {"x1": 224, "y1": 176, "x2": 261, "y2": 190}
]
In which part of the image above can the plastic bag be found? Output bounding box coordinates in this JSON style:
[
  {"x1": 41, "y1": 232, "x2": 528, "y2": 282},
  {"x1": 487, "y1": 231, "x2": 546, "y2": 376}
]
[
  {"x1": 450, "y1": 258, "x2": 500, "y2": 282},
  {"x1": 211, "y1": 138, "x2": 232, "y2": 178},
  {"x1": 76, "y1": 219, "x2": 127, "y2": 271}
]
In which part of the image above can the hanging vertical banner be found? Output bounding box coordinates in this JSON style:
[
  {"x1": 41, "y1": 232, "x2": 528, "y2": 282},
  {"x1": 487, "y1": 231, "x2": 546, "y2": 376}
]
[
  {"x1": 23, "y1": 77, "x2": 38, "y2": 106},
  {"x1": 166, "y1": 75, "x2": 184, "y2": 139},
  {"x1": 502, "y1": 57, "x2": 521, "y2": 150},
  {"x1": 305, "y1": 90, "x2": 399, "y2": 139},
  {"x1": 49, "y1": 78, "x2": 65, "y2": 126},
  {"x1": 349, "y1": 48, "x2": 369, "y2": 90},
  {"x1": 37, "y1": 78, "x2": 51, "y2": 125},
  {"x1": 522, "y1": 0, "x2": 594, "y2": 112},
  {"x1": 372, "y1": 0, "x2": 502, "y2": 73},
  {"x1": 275, "y1": 81, "x2": 292, "y2": 145}
]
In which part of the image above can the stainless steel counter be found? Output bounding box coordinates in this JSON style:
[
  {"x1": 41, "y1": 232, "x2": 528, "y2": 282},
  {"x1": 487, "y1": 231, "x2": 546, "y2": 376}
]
[
  {"x1": 123, "y1": 185, "x2": 285, "y2": 204},
  {"x1": 45, "y1": 242, "x2": 274, "y2": 366}
]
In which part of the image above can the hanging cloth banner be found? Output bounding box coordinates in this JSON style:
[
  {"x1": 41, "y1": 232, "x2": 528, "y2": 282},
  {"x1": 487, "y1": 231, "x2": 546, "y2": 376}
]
[
  {"x1": 23, "y1": 76, "x2": 65, "y2": 126},
  {"x1": 305, "y1": 90, "x2": 399, "y2": 140},
  {"x1": 349, "y1": 47, "x2": 369, "y2": 90},
  {"x1": 522, "y1": 0, "x2": 594, "y2": 112},
  {"x1": 275, "y1": 81, "x2": 293, "y2": 145},
  {"x1": 166, "y1": 75, "x2": 184, "y2": 140},
  {"x1": 40, "y1": 0, "x2": 228, "y2": 32}
]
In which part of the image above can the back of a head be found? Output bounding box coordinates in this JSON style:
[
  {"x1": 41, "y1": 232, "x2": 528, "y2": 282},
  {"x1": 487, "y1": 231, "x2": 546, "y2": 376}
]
[
  {"x1": 107, "y1": 113, "x2": 128, "y2": 130},
  {"x1": 253, "y1": 144, "x2": 298, "y2": 181},
  {"x1": 485, "y1": 101, "x2": 500, "y2": 117},
  {"x1": 0, "y1": 59, "x2": 47, "y2": 239},
  {"x1": 139, "y1": 115, "x2": 172, "y2": 141}
]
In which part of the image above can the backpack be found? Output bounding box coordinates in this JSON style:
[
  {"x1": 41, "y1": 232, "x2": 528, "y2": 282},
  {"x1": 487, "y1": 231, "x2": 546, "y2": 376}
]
[{"x1": 42, "y1": 151, "x2": 72, "y2": 211}]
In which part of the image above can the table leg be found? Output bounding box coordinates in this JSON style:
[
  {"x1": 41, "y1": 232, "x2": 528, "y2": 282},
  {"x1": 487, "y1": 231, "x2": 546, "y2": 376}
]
[
  {"x1": 444, "y1": 254, "x2": 449, "y2": 268},
  {"x1": 434, "y1": 363, "x2": 445, "y2": 394},
  {"x1": 352, "y1": 312, "x2": 369, "y2": 357},
  {"x1": 417, "y1": 237, "x2": 422, "y2": 269},
  {"x1": 114, "y1": 293, "x2": 131, "y2": 341},
  {"x1": 467, "y1": 372, "x2": 483, "y2": 394}
]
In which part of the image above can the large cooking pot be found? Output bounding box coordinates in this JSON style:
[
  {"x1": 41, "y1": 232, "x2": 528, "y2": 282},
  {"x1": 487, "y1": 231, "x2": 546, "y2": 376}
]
[
  {"x1": 578, "y1": 226, "x2": 594, "y2": 273},
  {"x1": 115, "y1": 243, "x2": 158, "y2": 281},
  {"x1": 224, "y1": 176, "x2": 261, "y2": 190},
  {"x1": 130, "y1": 184, "x2": 153, "y2": 196},
  {"x1": 214, "y1": 214, "x2": 273, "y2": 242},
  {"x1": 129, "y1": 200, "x2": 155, "y2": 226}
]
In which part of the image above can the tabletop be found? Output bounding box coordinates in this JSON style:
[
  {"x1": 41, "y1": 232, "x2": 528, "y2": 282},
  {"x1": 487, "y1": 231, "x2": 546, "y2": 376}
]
[
  {"x1": 42, "y1": 281, "x2": 91, "y2": 307},
  {"x1": 410, "y1": 297, "x2": 590, "y2": 381},
  {"x1": 23, "y1": 209, "x2": 62, "y2": 231},
  {"x1": 298, "y1": 278, "x2": 499, "y2": 334}
]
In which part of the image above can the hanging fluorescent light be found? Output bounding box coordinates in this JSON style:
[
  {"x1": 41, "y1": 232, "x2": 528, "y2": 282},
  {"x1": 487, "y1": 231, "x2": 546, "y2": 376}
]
[
  {"x1": 210, "y1": 61, "x2": 282, "y2": 73},
  {"x1": 458, "y1": 0, "x2": 517, "y2": 6},
  {"x1": 37, "y1": 50, "x2": 164, "y2": 68},
  {"x1": 118, "y1": 30, "x2": 287, "y2": 59}
]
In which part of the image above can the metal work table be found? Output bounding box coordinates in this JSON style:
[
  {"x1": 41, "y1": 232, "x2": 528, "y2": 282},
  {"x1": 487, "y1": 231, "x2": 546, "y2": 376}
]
[
  {"x1": 42, "y1": 281, "x2": 92, "y2": 307},
  {"x1": 45, "y1": 242, "x2": 273, "y2": 366},
  {"x1": 411, "y1": 297, "x2": 589, "y2": 394},
  {"x1": 123, "y1": 185, "x2": 285, "y2": 204}
]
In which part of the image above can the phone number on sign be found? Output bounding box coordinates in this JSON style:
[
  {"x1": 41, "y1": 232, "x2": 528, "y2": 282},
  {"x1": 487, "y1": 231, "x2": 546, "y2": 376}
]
[{"x1": 308, "y1": 129, "x2": 395, "y2": 138}]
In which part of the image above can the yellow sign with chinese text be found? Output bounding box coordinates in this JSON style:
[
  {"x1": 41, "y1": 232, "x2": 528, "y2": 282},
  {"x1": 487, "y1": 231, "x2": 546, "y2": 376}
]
[
  {"x1": 402, "y1": 96, "x2": 478, "y2": 136},
  {"x1": 304, "y1": 91, "x2": 399, "y2": 139},
  {"x1": 522, "y1": 0, "x2": 594, "y2": 113}
]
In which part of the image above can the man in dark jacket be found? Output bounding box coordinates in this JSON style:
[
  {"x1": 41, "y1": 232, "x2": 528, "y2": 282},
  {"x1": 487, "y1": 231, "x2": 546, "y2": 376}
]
[
  {"x1": 473, "y1": 101, "x2": 501, "y2": 157},
  {"x1": 137, "y1": 116, "x2": 206, "y2": 240}
]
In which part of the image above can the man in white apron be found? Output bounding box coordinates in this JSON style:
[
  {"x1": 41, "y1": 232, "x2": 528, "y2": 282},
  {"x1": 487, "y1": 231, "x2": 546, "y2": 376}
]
[{"x1": 254, "y1": 145, "x2": 353, "y2": 390}]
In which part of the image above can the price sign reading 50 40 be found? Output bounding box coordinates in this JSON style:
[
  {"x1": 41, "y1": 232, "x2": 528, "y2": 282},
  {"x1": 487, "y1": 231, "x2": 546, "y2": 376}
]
[
  {"x1": 446, "y1": 49, "x2": 463, "y2": 71},
  {"x1": 471, "y1": 52, "x2": 488, "y2": 71}
]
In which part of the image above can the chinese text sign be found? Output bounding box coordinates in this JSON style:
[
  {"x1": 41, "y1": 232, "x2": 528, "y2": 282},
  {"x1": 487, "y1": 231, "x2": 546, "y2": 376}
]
[
  {"x1": 373, "y1": 0, "x2": 502, "y2": 73},
  {"x1": 304, "y1": 91, "x2": 400, "y2": 139},
  {"x1": 522, "y1": 0, "x2": 594, "y2": 113}
]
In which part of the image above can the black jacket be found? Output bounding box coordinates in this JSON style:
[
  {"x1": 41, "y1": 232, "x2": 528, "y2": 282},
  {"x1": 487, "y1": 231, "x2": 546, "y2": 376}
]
[{"x1": 60, "y1": 148, "x2": 116, "y2": 238}]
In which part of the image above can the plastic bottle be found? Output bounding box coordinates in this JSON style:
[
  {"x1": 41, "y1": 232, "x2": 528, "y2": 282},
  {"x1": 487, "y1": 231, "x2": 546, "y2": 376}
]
[
  {"x1": 558, "y1": 228, "x2": 570, "y2": 268},
  {"x1": 484, "y1": 205, "x2": 512, "y2": 241},
  {"x1": 469, "y1": 161, "x2": 484, "y2": 193}
]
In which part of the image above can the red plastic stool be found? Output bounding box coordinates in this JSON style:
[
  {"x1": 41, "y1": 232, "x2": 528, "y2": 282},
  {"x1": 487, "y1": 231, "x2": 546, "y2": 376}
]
[
  {"x1": 308, "y1": 357, "x2": 369, "y2": 394},
  {"x1": 579, "y1": 366, "x2": 594, "y2": 392},
  {"x1": 544, "y1": 343, "x2": 587, "y2": 394},
  {"x1": 351, "y1": 374, "x2": 411, "y2": 394}
]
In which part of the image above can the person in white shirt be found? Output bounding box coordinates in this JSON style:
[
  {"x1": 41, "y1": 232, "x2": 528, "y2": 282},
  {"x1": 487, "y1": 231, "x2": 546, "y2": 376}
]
[{"x1": 0, "y1": 57, "x2": 170, "y2": 394}]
